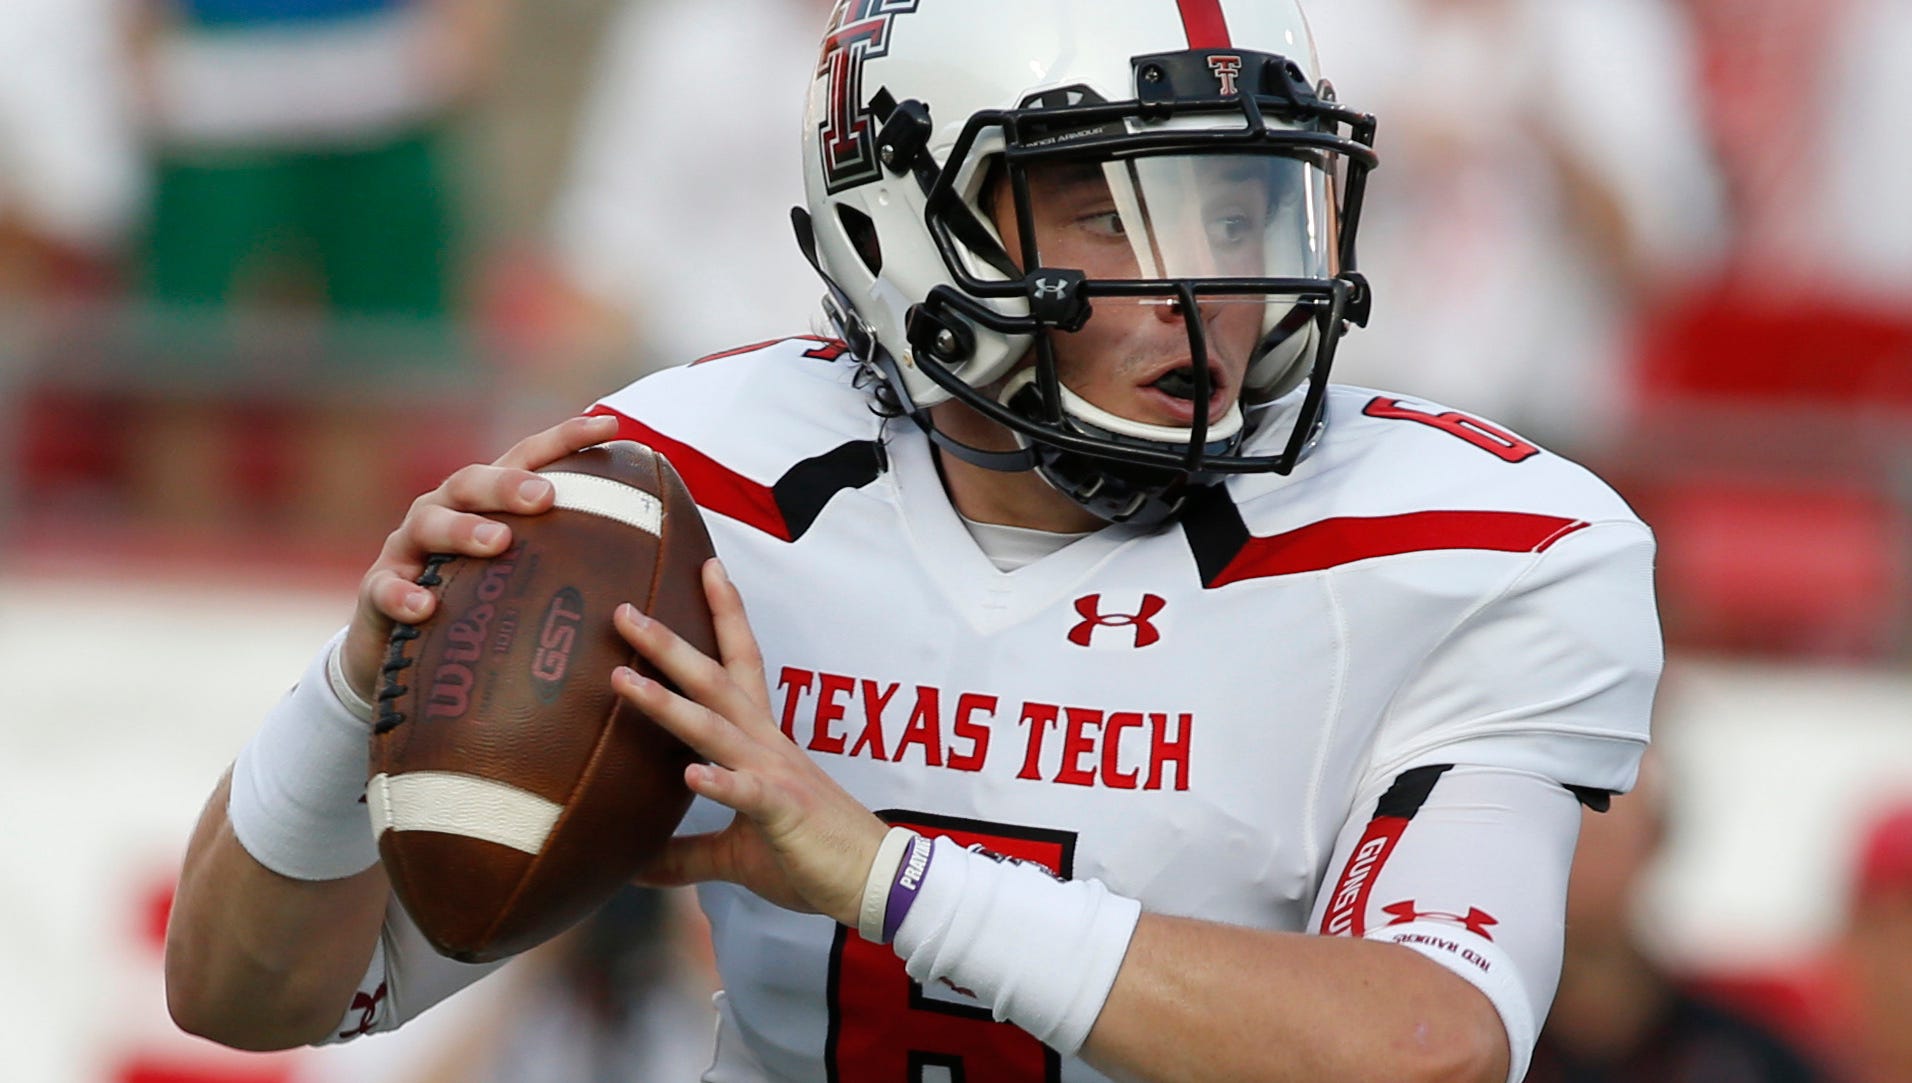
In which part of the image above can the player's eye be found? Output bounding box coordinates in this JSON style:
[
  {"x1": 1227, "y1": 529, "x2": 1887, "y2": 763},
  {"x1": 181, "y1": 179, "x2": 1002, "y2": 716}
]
[
  {"x1": 1207, "y1": 213, "x2": 1254, "y2": 246},
  {"x1": 1077, "y1": 210, "x2": 1128, "y2": 239}
]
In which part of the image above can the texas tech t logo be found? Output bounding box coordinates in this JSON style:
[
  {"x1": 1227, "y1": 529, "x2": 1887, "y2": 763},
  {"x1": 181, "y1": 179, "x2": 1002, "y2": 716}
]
[
  {"x1": 817, "y1": 0, "x2": 922, "y2": 193},
  {"x1": 1207, "y1": 55, "x2": 1245, "y2": 96},
  {"x1": 1068, "y1": 593, "x2": 1167, "y2": 648}
]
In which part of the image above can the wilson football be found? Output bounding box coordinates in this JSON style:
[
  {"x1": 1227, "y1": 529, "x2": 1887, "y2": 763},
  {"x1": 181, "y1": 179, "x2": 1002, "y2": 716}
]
[{"x1": 368, "y1": 440, "x2": 714, "y2": 963}]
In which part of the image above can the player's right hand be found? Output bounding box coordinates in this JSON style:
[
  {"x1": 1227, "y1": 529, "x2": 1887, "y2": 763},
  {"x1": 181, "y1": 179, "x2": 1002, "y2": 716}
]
[{"x1": 338, "y1": 413, "x2": 623, "y2": 703}]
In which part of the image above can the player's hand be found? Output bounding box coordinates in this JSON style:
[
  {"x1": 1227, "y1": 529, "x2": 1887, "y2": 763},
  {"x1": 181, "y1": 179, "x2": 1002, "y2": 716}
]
[
  {"x1": 339, "y1": 413, "x2": 623, "y2": 703},
  {"x1": 614, "y1": 559, "x2": 888, "y2": 925}
]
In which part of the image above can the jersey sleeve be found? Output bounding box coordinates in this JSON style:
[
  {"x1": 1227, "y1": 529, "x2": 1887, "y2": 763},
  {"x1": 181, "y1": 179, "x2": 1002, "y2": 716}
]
[
  {"x1": 1308, "y1": 764, "x2": 1582, "y2": 1083},
  {"x1": 1365, "y1": 519, "x2": 1661, "y2": 794},
  {"x1": 316, "y1": 896, "x2": 508, "y2": 1045}
]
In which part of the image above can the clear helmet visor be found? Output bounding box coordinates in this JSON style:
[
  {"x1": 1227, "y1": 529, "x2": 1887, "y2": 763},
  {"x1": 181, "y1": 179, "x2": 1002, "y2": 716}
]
[{"x1": 1014, "y1": 150, "x2": 1335, "y2": 292}]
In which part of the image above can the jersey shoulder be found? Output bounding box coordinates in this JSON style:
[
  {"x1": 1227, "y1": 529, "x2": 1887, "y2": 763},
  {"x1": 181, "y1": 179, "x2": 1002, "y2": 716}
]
[
  {"x1": 589, "y1": 336, "x2": 885, "y2": 541},
  {"x1": 1231, "y1": 385, "x2": 1645, "y2": 533},
  {"x1": 1240, "y1": 389, "x2": 1660, "y2": 793},
  {"x1": 594, "y1": 335, "x2": 872, "y2": 463}
]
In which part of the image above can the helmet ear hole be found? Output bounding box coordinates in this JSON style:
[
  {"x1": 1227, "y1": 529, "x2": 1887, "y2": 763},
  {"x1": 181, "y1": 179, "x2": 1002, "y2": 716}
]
[{"x1": 837, "y1": 205, "x2": 883, "y2": 275}]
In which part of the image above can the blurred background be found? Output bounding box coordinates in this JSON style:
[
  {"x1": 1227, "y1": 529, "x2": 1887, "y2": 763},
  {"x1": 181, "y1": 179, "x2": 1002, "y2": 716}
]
[{"x1": 0, "y1": 0, "x2": 1907, "y2": 1080}]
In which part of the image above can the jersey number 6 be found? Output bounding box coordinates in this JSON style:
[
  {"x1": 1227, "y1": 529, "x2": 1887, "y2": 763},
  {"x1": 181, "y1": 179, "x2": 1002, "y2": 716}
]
[
  {"x1": 825, "y1": 813, "x2": 1078, "y2": 1083},
  {"x1": 1362, "y1": 397, "x2": 1541, "y2": 463}
]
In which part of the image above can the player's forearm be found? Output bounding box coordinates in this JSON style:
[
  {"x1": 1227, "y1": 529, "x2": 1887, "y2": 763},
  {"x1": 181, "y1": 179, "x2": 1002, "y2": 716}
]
[
  {"x1": 164, "y1": 771, "x2": 389, "y2": 1050},
  {"x1": 1080, "y1": 913, "x2": 1509, "y2": 1083}
]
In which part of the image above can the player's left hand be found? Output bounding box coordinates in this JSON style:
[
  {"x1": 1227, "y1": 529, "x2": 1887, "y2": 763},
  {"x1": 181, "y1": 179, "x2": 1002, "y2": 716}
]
[{"x1": 612, "y1": 558, "x2": 887, "y2": 925}]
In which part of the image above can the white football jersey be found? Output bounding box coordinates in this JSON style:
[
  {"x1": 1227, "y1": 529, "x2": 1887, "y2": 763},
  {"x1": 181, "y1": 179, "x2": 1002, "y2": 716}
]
[{"x1": 333, "y1": 336, "x2": 1659, "y2": 1083}]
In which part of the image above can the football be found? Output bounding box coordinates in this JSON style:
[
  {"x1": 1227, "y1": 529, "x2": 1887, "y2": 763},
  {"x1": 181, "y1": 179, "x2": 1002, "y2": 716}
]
[{"x1": 368, "y1": 440, "x2": 715, "y2": 963}]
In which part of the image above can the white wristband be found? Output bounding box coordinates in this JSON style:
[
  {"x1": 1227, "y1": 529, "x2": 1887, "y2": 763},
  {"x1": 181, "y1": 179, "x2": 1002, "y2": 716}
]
[
  {"x1": 891, "y1": 835, "x2": 1141, "y2": 1055},
  {"x1": 227, "y1": 628, "x2": 381, "y2": 881},
  {"x1": 857, "y1": 826, "x2": 918, "y2": 943},
  {"x1": 325, "y1": 631, "x2": 376, "y2": 723}
]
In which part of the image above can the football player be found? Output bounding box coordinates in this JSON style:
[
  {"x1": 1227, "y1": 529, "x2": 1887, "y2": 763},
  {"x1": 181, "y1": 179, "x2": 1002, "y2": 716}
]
[{"x1": 165, "y1": 3, "x2": 1659, "y2": 1081}]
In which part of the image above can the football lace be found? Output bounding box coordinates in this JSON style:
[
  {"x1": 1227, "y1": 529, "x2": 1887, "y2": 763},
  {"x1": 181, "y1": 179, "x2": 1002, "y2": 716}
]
[{"x1": 373, "y1": 554, "x2": 452, "y2": 735}]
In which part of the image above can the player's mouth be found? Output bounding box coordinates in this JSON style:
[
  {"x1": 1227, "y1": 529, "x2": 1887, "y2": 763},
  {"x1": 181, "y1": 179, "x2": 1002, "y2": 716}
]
[{"x1": 1142, "y1": 363, "x2": 1232, "y2": 426}]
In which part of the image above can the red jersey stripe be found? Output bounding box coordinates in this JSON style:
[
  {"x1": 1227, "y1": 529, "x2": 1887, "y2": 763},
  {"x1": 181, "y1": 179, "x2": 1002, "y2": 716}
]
[
  {"x1": 1177, "y1": 0, "x2": 1232, "y2": 48},
  {"x1": 689, "y1": 337, "x2": 789, "y2": 366},
  {"x1": 690, "y1": 335, "x2": 845, "y2": 366},
  {"x1": 1209, "y1": 511, "x2": 1589, "y2": 587},
  {"x1": 587, "y1": 407, "x2": 793, "y2": 542}
]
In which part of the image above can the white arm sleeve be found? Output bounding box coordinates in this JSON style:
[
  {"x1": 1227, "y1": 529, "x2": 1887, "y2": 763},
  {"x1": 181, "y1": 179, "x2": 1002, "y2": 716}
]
[
  {"x1": 316, "y1": 896, "x2": 508, "y2": 1045},
  {"x1": 1309, "y1": 764, "x2": 1581, "y2": 1083},
  {"x1": 1308, "y1": 521, "x2": 1659, "y2": 1082}
]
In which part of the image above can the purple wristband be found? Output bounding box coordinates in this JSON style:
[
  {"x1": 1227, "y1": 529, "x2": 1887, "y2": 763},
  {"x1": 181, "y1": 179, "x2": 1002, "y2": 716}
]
[{"x1": 881, "y1": 833, "x2": 935, "y2": 944}]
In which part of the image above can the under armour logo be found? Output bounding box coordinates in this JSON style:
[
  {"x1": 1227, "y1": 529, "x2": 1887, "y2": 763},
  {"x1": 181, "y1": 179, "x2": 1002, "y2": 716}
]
[
  {"x1": 1032, "y1": 277, "x2": 1071, "y2": 301},
  {"x1": 1068, "y1": 593, "x2": 1167, "y2": 648},
  {"x1": 338, "y1": 981, "x2": 388, "y2": 1039},
  {"x1": 1207, "y1": 55, "x2": 1244, "y2": 96},
  {"x1": 1382, "y1": 900, "x2": 1499, "y2": 940}
]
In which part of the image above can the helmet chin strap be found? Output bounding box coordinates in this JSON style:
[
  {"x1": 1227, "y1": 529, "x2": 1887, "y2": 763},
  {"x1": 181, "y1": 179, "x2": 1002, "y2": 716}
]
[
  {"x1": 914, "y1": 414, "x2": 1040, "y2": 473},
  {"x1": 913, "y1": 366, "x2": 1258, "y2": 524}
]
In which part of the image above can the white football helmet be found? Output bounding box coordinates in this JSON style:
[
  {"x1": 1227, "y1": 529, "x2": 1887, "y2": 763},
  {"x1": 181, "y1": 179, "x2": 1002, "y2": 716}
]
[{"x1": 796, "y1": 0, "x2": 1377, "y2": 524}]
